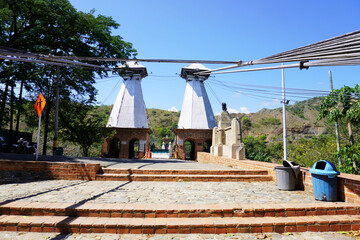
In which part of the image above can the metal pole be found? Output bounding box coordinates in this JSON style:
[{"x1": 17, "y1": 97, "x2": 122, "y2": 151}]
[
  {"x1": 329, "y1": 71, "x2": 341, "y2": 166},
  {"x1": 36, "y1": 114, "x2": 41, "y2": 160},
  {"x1": 53, "y1": 66, "x2": 60, "y2": 155},
  {"x1": 282, "y1": 65, "x2": 288, "y2": 160},
  {"x1": 9, "y1": 81, "x2": 14, "y2": 145}
]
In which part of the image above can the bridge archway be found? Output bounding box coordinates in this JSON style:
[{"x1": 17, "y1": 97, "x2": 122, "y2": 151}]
[
  {"x1": 203, "y1": 139, "x2": 212, "y2": 153},
  {"x1": 129, "y1": 139, "x2": 139, "y2": 159},
  {"x1": 109, "y1": 138, "x2": 121, "y2": 158},
  {"x1": 184, "y1": 140, "x2": 195, "y2": 160}
]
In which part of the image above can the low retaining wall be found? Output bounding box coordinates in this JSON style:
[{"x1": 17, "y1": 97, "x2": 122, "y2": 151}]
[
  {"x1": 197, "y1": 152, "x2": 360, "y2": 204},
  {"x1": 0, "y1": 160, "x2": 101, "y2": 183}
]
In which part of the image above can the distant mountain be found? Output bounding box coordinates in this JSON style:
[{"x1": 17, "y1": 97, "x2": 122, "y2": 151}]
[{"x1": 225, "y1": 97, "x2": 328, "y2": 141}]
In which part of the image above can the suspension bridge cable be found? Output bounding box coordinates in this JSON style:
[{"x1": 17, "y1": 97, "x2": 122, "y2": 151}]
[
  {"x1": 101, "y1": 79, "x2": 122, "y2": 105},
  {"x1": 205, "y1": 81, "x2": 222, "y2": 105},
  {"x1": 207, "y1": 78, "x2": 360, "y2": 100}
]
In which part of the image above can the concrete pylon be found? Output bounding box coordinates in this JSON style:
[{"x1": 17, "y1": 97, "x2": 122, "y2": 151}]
[
  {"x1": 175, "y1": 63, "x2": 216, "y2": 160},
  {"x1": 102, "y1": 61, "x2": 151, "y2": 159},
  {"x1": 178, "y1": 63, "x2": 217, "y2": 129},
  {"x1": 106, "y1": 61, "x2": 148, "y2": 128}
]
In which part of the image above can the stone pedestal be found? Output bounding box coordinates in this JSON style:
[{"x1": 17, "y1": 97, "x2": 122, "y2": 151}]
[{"x1": 211, "y1": 111, "x2": 246, "y2": 160}]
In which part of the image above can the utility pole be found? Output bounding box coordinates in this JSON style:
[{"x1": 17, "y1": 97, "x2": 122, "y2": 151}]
[
  {"x1": 53, "y1": 66, "x2": 60, "y2": 156},
  {"x1": 15, "y1": 79, "x2": 24, "y2": 141},
  {"x1": 329, "y1": 71, "x2": 341, "y2": 166},
  {"x1": 281, "y1": 65, "x2": 288, "y2": 161},
  {"x1": 9, "y1": 80, "x2": 14, "y2": 145}
]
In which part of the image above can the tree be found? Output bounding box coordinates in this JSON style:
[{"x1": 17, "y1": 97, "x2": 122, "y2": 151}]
[
  {"x1": 243, "y1": 135, "x2": 272, "y2": 162},
  {"x1": 58, "y1": 101, "x2": 109, "y2": 157},
  {"x1": 242, "y1": 116, "x2": 252, "y2": 130},
  {"x1": 0, "y1": 0, "x2": 136, "y2": 153},
  {"x1": 318, "y1": 85, "x2": 360, "y2": 173}
]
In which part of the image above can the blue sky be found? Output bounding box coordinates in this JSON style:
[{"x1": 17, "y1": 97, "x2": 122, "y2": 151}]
[{"x1": 70, "y1": 0, "x2": 360, "y2": 114}]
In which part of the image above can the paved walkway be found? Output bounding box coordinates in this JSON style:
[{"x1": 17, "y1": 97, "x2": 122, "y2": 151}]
[
  {"x1": 0, "y1": 153, "x2": 235, "y2": 170},
  {"x1": 0, "y1": 180, "x2": 316, "y2": 205}
]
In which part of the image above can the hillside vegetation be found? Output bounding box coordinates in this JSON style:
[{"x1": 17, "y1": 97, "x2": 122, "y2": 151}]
[{"x1": 146, "y1": 108, "x2": 180, "y2": 147}]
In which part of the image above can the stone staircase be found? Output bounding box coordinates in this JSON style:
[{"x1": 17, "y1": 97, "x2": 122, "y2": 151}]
[
  {"x1": 1, "y1": 166, "x2": 360, "y2": 235},
  {"x1": 95, "y1": 168, "x2": 272, "y2": 182},
  {"x1": 0, "y1": 201, "x2": 359, "y2": 234}
]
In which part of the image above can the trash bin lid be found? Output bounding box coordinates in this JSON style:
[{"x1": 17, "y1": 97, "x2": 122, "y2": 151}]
[
  {"x1": 309, "y1": 160, "x2": 340, "y2": 176},
  {"x1": 283, "y1": 160, "x2": 300, "y2": 177}
]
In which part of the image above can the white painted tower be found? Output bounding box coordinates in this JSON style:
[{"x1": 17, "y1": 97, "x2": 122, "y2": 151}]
[
  {"x1": 177, "y1": 63, "x2": 217, "y2": 129},
  {"x1": 175, "y1": 63, "x2": 216, "y2": 160},
  {"x1": 102, "y1": 61, "x2": 151, "y2": 159},
  {"x1": 106, "y1": 61, "x2": 148, "y2": 128}
]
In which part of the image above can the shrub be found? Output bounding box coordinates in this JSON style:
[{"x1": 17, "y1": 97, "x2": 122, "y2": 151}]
[{"x1": 259, "y1": 117, "x2": 281, "y2": 126}]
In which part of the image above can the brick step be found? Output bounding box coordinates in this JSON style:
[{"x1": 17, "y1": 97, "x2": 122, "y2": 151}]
[
  {"x1": 1, "y1": 214, "x2": 360, "y2": 234},
  {"x1": 1, "y1": 202, "x2": 357, "y2": 218},
  {"x1": 94, "y1": 174, "x2": 272, "y2": 182},
  {"x1": 102, "y1": 169, "x2": 269, "y2": 176}
]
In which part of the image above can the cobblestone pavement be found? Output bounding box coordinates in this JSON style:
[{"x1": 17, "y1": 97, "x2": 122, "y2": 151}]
[
  {"x1": 0, "y1": 180, "x2": 316, "y2": 204},
  {"x1": 0, "y1": 232, "x2": 356, "y2": 240}
]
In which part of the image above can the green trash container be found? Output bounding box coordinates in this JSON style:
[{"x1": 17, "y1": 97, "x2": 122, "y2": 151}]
[{"x1": 56, "y1": 147, "x2": 63, "y2": 156}]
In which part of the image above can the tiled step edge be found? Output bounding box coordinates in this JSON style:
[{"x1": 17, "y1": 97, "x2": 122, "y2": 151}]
[
  {"x1": 1, "y1": 202, "x2": 357, "y2": 218},
  {"x1": 102, "y1": 169, "x2": 269, "y2": 176},
  {"x1": 94, "y1": 174, "x2": 273, "y2": 182},
  {"x1": 0, "y1": 215, "x2": 360, "y2": 234}
]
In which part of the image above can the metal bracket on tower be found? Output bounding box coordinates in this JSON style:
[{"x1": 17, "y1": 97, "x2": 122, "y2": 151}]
[{"x1": 299, "y1": 60, "x2": 309, "y2": 70}]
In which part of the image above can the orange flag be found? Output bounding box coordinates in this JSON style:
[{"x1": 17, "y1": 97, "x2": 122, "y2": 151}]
[{"x1": 34, "y1": 92, "x2": 46, "y2": 117}]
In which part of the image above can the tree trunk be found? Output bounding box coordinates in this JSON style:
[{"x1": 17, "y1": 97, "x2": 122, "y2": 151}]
[
  {"x1": 0, "y1": 79, "x2": 9, "y2": 130},
  {"x1": 82, "y1": 146, "x2": 89, "y2": 157},
  {"x1": 347, "y1": 118, "x2": 357, "y2": 173}
]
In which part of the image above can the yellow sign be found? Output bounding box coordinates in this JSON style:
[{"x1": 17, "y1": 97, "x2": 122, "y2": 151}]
[{"x1": 34, "y1": 92, "x2": 46, "y2": 117}]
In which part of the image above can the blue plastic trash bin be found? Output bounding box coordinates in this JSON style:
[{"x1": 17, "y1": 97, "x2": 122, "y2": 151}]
[{"x1": 309, "y1": 160, "x2": 340, "y2": 202}]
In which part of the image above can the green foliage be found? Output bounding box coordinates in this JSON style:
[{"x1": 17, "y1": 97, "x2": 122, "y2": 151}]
[
  {"x1": 287, "y1": 102, "x2": 306, "y2": 119},
  {"x1": 0, "y1": 0, "x2": 136, "y2": 143},
  {"x1": 337, "y1": 144, "x2": 360, "y2": 174},
  {"x1": 259, "y1": 117, "x2": 281, "y2": 126},
  {"x1": 59, "y1": 101, "x2": 107, "y2": 157},
  {"x1": 243, "y1": 135, "x2": 272, "y2": 162},
  {"x1": 244, "y1": 134, "x2": 341, "y2": 170},
  {"x1": 318, "y1": 85, "x2": 360, "y2": 172},
  {"x1": 287, "y1": 135, "x2": 337, "y2": 168},
  {"x1": 146, "y1": 108, "x2": 180, "y2": 147},
  {"x1": 318, "y1": 85, "x2": 360, "y2": 124},
  {"x1": 268, "y1": 141, "x2": 283, "y2": 161},
  {"x1": 242, "y1": 116, "x2": 252, "y2": 130}
]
